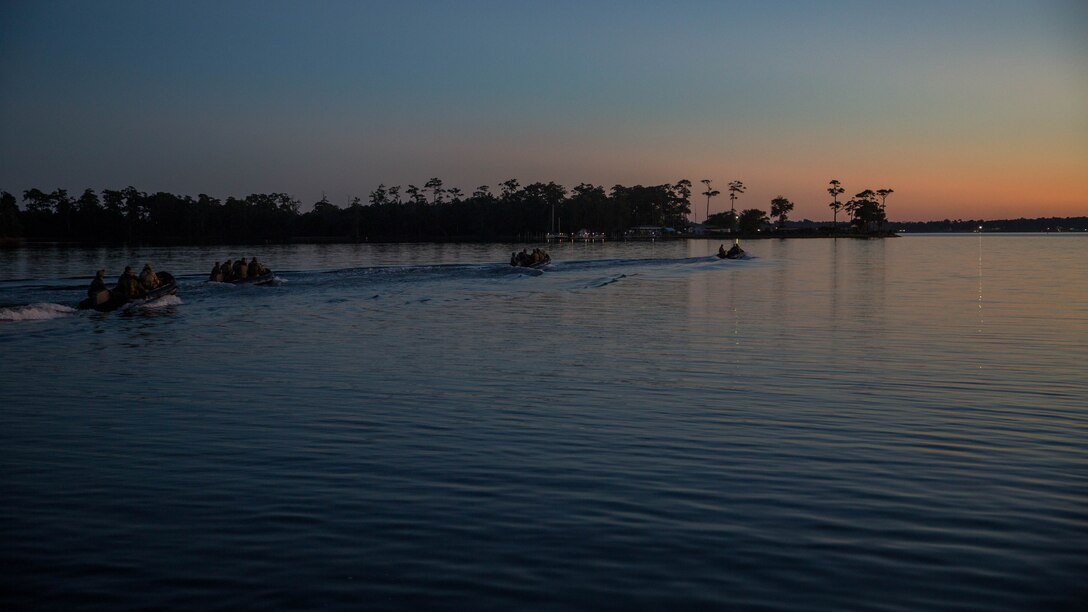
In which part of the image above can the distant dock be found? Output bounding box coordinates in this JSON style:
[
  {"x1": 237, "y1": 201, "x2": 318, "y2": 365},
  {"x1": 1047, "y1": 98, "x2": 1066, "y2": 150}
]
[{"x1": 546, "y1": 232, "x2": 606, "y2": 243}]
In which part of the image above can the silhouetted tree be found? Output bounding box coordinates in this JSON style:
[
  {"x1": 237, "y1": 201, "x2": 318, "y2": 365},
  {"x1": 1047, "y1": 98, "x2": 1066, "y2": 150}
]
[
  {"x1": 300, "y1": 194, "x2": 343, "y2": 238},
  {"x1": 665, "y1": 180, "x2": 693, "y2": 227},
  {"x1": 276, "y1": 194, "x2": 298, "y2": 213},
  {"x1": 876, "y1": 188, "x2": 894, "y2": 229},
  {"x1": 192, "y1": 194, "x2": 221, "y2": 241},
  {"x1": 425, "y1": 177, "x2": 444, "y2": 204},
  {"x1": 770, "y1": 196, "x2": 794, "y2": 229},
  {"x1": 369, "y1": 184, "x2": 388, "y2": 206},
  {"x1": 542, "y1": 182, "x2": 566, "y2": 231},
  {"x1": 828, "y1": 179, "x2": 845, "y2": 229},
  {"x1": 51, "y1": 189, "x2": 74, "y2": 238},
  {"x1": 727, "y1": 180, "x2": 746, "y2": 234},
  {"x1": 611, "y1": 184, "x2": 675, "y2": 228},
  {"x1": 728, "y1": 180, "x2": 745, "y2": 216},
  {"x1": 349, "y1": 196, "x2": 363, "y2": 241},
  {"x1": 76, "y1": 188, "x2": 100, "y2": 217},
  {"x1": 22, "y1": 188, "x2": 52, "y2": 214},
  {"x1": 700, "y1": 179, "x2": 720, "y2": 224},
  {"x1": 142, "y1": 191, "x2": 189, "y2": 241},
  {"x1": 706, "y1": 210, "x2": 737, "y2": 229},
  {"x1": 120, "y1": 186, "x2": 145, "y2": 242},
  {"x1": 0, "y1": 191, "x2": 22, "y2": 238},
  {"x1": 569, "y1": 183, "x2": 608, "y2": 233},
  {"x1": 738, "y1": 208, "x2": 769, "y2": 234},
  {"x1": 21, "y1": 189, "x2": 54, "y2": 238},
  {"x1": 405, "y1": 185, "x2": 425, "y2": 205},
  {"x1": 846, "y1": 190, "x2": 884, "y2": 232},
  {"x1": 500, "y1": 179, "x2": 520, "y2": 201},
  {"x1": 101, "y1": 189, "x2": 124, "y2": 222},
  {"x1": 312, "y1": 194, "x2": 338, "y2": 214}
]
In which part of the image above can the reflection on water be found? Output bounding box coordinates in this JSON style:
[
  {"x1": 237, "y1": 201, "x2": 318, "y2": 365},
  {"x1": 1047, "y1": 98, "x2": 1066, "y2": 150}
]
[
  {"x1": 1, "y1": 235, "x2": 1086, "y2": 611},
  {"x1": 978, "y1": 231, "x2": 985, "y2": 368}
]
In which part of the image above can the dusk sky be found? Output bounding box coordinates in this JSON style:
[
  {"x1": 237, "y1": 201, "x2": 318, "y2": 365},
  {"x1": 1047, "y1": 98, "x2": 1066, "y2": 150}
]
[{"x1": 1, "y1": 0, "x2": 1085, "y2": 221}]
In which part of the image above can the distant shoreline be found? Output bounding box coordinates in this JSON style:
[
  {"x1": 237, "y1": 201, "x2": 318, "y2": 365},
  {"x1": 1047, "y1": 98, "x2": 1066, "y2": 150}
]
[
  {"x1": 9, "y1": 230, "x2": 1088, "y2": 249},
  {"x1": 6, "y1": 184, "x2": 1084, "y2": 247}
]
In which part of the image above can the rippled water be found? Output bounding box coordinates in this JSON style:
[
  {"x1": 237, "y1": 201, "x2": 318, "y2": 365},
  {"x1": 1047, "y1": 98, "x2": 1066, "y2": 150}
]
[{"x1": 1, "y1": 236, "x2": 1086, "y2": 610}]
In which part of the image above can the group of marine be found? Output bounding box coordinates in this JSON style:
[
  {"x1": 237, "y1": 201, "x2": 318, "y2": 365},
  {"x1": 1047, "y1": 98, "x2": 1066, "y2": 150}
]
[
  {"x1": 87, "y1": 263, "x2": 161, "y2": 300},
  {"x1": 209, "y1": 257, "x2": 271, "y2": 282},
  {"x1": 81, "y1": 256, "x2": 270, "y2": 307},
  {"x1": 510, "y1": 248, "x2": 551, "y2": 267},
  {"x1": 718, "y1": 243, "x2": 745, "y2": 259}
]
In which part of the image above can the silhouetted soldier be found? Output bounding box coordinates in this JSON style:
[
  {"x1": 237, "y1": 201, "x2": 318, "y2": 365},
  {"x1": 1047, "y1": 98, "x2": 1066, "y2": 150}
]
[
  {"x1": 115, "y1": 266, "x2": 142, "y2": 299},
  {"x1": 236, "y1": 257, "x2": 249, "y2": 280},
  {"x1": 87, "y1": 270, "x2": 107, "y2": 298},
  {"x1": 139, "y1": 263, "x2": 159, "y2": 290}
]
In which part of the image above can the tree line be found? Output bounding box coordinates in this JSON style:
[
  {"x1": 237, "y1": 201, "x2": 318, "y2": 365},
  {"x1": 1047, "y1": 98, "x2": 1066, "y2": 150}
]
[
  {"x1": 0, "y1": 177, "x2": 894, "y2": 244},
  {"x1": 0, "y1": 181, "x2": 689, "y2": 244},
  {"x1": 695, "y1": 179, "x2": 893, "y2": 235},
  {"x1": 887, "y1": 217, "x2": 1088, "y2": 233}
]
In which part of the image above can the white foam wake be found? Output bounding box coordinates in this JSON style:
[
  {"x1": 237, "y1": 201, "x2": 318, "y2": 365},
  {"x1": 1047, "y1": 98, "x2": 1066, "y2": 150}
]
[
  {"x1": 130, "y1": 295, "x2": 184, "y2": 310},
  {"x1": 0, "y1": 303, "x2": 77, "y2": 321}
]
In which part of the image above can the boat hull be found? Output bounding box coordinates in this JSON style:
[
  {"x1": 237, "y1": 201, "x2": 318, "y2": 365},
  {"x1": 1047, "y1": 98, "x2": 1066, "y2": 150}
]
[
  {"x1": 718, "y1": 244, "x2": 746, "y2": 259},
  {"x1": 510, "y1": 259, "x2": 550, "y2": 269}
]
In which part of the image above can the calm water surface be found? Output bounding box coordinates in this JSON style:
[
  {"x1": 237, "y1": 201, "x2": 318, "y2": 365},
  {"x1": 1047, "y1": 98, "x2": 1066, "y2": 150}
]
[{"x1": 1, "y1": 236, "x2": 1086, "y2": 610}]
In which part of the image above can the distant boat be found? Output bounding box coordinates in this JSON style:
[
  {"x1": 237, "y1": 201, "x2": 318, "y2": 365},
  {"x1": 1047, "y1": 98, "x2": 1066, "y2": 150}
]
[
  {"x1": 717, "y1": 243, "x2": 745, "y2": 259},
  {"x1": 77, "y1": 272, "x2": 178, "y2": 312},
  {"x1": 510, "y1": 248, "x2": 551, "y2": 268}
]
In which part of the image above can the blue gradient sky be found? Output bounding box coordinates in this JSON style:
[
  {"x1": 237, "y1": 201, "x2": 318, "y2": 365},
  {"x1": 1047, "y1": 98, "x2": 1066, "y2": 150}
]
[{"x1": 1, "y1": 0, "x2": 1085, "y2": 220}]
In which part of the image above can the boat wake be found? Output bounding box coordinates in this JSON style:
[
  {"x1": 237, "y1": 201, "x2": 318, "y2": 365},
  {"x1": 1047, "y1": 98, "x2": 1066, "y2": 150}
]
[
  {"x1": 587, "y1": 273, "x2": 629, "y2": 288},
  {"x1": 127, "y1": 295, "x2": 183, "y2": 310},
  {"x1": 0, "y1": 255, "x2": 749, "y2": 321},
  {"x1": 0, "y1": 302, "x2": 78, "y2": 321},
  {"x1": 305, "y1": 256, "x2": 719, "y2": 285}
]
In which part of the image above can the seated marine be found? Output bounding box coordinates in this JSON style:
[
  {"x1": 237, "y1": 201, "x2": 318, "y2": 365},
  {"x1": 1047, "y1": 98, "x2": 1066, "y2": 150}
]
[
  {"x1": 248, "y1": 257, "x2": 266, "y2": 278},
  {"x1": 210, "y1": 262, "x2": 221, "y2": 281},
  {"x1": 139, "y1": 263, "x2": 159, "y2": 290},
  {"x1": 115, "y1": 266, "x2": 142, "y2": 299},
  {"x1": 236, "y1": 257, "x2": 249, "y2": 279},
  {"x1": 87, "y1": 270, "x2": 108, "y2": 298},
  {"x1": 530, "y1": 248, "x2": 550, "y2": 265}
]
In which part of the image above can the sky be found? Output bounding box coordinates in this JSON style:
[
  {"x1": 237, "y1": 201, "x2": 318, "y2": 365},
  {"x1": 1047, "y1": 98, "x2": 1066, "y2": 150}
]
[{"x1": 1, "y1": 0, "x2": 1085, "y2": 221}]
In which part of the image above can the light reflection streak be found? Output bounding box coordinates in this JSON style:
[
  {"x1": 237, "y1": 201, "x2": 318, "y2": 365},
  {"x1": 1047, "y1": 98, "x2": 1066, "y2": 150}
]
[{"x1": 978, "y1": 227, "x2": 984, "y2": 370}]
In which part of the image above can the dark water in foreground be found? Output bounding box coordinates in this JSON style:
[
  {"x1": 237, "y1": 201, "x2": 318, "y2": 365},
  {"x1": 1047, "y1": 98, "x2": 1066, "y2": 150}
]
[{"x1": 1, "y1": 236, "x2": 1086, "y2": 610}]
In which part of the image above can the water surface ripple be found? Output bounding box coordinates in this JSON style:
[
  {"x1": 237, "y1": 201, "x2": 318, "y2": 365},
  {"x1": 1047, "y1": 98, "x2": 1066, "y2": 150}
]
[{"x1": 1, "y1": 236, "x2": 1085, "y2": 610}]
